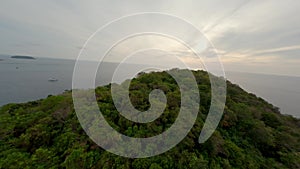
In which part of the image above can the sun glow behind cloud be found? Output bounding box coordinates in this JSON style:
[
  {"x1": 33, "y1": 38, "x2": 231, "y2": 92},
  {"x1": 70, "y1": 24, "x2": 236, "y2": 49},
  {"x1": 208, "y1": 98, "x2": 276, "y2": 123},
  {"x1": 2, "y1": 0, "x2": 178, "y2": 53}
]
[{"x1": 0, "y1": 0, "x2": 299, "y2": 76}]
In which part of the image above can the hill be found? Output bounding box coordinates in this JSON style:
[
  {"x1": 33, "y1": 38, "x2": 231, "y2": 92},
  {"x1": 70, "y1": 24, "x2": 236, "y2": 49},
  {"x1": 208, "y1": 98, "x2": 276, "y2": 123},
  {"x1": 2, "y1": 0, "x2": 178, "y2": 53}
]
[{"x1": 0, "y1": 70, "x2": 299, "y2": 169}]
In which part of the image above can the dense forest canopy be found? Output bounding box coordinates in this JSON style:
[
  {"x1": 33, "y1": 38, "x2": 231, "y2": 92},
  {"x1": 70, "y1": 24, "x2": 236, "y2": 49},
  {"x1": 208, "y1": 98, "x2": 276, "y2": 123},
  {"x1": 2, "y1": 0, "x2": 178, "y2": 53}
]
[{"x1": 0, "y1": 69, "x2": 299, "y2": 169}]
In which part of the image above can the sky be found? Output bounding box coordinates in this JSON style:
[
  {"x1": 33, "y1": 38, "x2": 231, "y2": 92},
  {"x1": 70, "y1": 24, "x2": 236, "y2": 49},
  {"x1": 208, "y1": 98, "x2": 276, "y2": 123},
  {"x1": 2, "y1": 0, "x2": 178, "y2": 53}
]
[{"x1": 0, "y1": 0, "x2": 300, "y2": 76}]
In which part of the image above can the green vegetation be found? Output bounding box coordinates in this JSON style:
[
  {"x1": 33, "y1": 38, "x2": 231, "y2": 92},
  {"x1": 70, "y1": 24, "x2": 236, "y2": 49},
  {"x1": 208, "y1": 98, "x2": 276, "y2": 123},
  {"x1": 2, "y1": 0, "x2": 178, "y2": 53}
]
[{"x1": 0, "y1": 70, "x2": 300, "y2": 168}]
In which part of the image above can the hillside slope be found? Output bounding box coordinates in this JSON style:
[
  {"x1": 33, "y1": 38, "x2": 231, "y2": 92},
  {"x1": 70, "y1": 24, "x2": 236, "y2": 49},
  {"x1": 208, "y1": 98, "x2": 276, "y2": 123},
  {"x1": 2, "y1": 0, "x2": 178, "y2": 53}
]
[{"x1": 0, "y1": 70, "x2": 300, "y2": 169}]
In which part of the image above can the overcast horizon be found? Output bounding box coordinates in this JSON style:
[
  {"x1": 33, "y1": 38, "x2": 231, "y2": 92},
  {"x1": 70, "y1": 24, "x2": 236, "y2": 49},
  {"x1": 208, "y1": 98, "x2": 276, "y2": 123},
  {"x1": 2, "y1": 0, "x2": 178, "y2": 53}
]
[{"x1": 1, "y1": 0, "x2": 300, "y2": 76}]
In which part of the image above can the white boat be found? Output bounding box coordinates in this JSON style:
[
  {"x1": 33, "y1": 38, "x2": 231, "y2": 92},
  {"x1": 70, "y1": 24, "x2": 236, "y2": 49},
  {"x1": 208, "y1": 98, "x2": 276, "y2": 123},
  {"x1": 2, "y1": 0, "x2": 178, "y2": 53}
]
[{"x1": 48, "y1": 78, "x2": 58, "y2": 82}]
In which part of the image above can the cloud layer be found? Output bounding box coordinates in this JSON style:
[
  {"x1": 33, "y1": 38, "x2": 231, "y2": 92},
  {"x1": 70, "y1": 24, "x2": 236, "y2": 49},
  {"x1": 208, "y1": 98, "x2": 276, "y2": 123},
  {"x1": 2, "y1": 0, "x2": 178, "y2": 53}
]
[{"x1": 0, "y1": 0, "x2": 299, "y2": 76}]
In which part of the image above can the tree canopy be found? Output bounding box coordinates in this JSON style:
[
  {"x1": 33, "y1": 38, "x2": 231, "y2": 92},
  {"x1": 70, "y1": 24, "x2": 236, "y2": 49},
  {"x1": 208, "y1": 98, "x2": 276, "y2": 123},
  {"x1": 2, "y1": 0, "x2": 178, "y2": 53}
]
[{"x1": 0, "y1": 69, "x2": 299, "y2": 168}]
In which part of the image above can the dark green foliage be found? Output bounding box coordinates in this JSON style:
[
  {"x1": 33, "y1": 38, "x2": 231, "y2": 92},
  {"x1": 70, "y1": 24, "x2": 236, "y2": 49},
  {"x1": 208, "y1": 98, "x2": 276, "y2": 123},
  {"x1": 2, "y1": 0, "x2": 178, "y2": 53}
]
[{"x1": 0, "y1": 69, "x2": 299, "y2": 168}]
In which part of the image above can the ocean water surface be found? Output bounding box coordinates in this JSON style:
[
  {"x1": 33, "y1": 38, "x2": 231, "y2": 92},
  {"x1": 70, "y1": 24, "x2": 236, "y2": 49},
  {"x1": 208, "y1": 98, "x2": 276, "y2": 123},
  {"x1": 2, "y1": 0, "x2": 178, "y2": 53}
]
[{"x1": 0, "y1": 55, "x2": 299, "y2": 118}]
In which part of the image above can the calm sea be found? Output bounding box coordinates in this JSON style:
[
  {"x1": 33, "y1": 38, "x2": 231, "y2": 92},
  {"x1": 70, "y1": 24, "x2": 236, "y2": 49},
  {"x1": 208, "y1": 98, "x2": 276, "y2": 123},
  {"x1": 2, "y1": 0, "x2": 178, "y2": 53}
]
[
  {"x1": 226, "y1": 72, "x2": 300, "y2": 118},
  {"x1": 0, "y1": 55, "x2": 299, "y2": 118},
  {"x1": 0, "y1": 56, "x2": 74, "y2": 106}
]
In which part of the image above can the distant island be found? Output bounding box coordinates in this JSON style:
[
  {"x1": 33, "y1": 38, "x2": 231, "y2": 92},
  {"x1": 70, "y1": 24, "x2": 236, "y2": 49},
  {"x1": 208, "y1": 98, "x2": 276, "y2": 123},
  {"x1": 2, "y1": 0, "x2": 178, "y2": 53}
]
[{"x1": 11, "y1": 55, "x2": 36, "y2": 60}]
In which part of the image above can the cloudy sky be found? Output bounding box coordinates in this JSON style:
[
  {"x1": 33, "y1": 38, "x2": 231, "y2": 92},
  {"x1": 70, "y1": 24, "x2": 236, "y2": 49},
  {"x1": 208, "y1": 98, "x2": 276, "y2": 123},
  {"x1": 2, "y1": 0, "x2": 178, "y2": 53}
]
[{"x1": 0, "y1": 0, "x2": 300, "y2": 76}]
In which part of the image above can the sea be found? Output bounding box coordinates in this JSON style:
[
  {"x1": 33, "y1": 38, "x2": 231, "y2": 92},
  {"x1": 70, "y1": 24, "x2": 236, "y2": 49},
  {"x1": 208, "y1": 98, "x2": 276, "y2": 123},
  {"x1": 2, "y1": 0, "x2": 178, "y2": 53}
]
[{"x1": 0, "y1": 55, "x2": 299, "y2": 118}]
